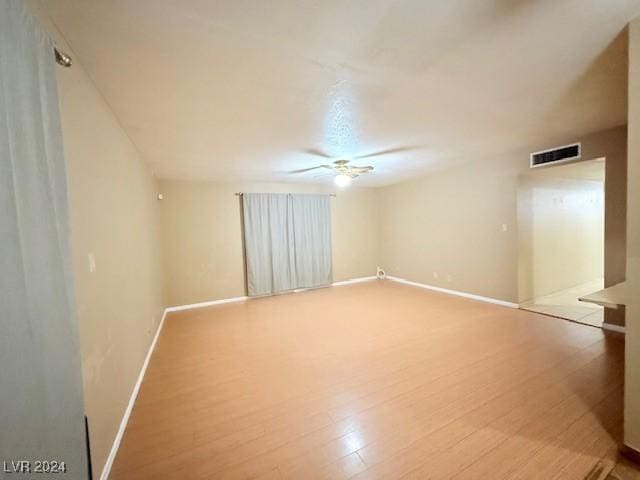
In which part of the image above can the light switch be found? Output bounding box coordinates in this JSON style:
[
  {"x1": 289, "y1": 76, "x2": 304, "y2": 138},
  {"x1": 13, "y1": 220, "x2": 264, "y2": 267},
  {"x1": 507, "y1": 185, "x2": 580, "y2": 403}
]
[{"x1": 88, "y1": 253, "x2": 96, "y2": 273}]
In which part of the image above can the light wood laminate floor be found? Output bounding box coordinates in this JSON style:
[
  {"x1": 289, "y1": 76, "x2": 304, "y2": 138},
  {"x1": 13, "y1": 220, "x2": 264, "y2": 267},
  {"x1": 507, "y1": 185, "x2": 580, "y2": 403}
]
[{"x1": 110, "y1": 280, "x2": 624, "y2": 479}]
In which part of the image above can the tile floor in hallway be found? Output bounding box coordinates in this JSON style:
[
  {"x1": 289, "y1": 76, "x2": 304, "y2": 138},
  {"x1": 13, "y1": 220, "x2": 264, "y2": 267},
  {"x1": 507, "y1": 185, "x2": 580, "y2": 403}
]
[{"x1": 520, "y1": 278, "x2": 605, "y2": 328}]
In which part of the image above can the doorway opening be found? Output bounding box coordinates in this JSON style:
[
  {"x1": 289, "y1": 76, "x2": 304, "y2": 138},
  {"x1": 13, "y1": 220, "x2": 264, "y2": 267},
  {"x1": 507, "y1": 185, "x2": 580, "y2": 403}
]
[{"x1": 517, "y1": 158, "x2": 605, "y2": 328}]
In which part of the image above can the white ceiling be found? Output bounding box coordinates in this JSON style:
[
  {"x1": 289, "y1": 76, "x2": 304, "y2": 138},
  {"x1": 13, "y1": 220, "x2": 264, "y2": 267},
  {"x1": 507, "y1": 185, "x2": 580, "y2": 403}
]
[{"x1": 43, "y1": 0, "x2": 639, "y2": 186}]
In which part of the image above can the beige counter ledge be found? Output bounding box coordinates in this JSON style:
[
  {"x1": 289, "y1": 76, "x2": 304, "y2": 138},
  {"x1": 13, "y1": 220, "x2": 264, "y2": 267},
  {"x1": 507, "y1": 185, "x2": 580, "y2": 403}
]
[{"x1": 579, "y1": 281, "x2": 628, "y2": 310}]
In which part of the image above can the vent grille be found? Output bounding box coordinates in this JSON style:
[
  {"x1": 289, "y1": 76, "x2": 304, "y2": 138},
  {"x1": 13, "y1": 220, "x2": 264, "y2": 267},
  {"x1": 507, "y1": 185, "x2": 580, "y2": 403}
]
[{"x1": 530, "y1": 143, "x2": 581, "y2": 168}]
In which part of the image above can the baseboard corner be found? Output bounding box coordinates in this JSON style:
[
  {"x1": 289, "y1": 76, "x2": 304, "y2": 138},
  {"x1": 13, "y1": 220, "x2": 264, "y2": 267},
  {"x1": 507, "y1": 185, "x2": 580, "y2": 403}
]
[{"x1": 165, "y1": 296, "x2": 249, "y2": 313}]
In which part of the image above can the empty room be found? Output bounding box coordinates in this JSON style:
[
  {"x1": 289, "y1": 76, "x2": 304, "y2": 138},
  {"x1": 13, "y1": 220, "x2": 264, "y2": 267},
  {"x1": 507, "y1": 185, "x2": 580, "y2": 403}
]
[{"x1": 3, "y1": 1, "x2": 640, "y2": 479}]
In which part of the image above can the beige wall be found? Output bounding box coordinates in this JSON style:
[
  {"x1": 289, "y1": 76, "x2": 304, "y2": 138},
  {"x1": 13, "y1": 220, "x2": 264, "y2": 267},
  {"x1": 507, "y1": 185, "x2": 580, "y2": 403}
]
[
  {"x1": 625, "y1": 16, "x2": 640, "y2": 453},
  {"x1": 26, "y1": 2, "x2": 166, "y2": 477},
  {"x1": 583, "y1": 127, "x2": 628, "y2": 326},
  {"x1": 159, "y1": 181, "x2": 379, "y2": 306},
  {"x1": 518, "y1": 171, "x2": 605, "y2": 302},
  {"x1": 378, "y1": 126, "x2": 626, "y2": 305},
  {"x1": 379, "y1": 157, "x2": 521, "y2": 302}
]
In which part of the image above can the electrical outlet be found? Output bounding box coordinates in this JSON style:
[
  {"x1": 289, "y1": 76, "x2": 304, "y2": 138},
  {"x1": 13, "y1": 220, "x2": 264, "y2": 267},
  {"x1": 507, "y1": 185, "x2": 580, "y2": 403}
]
[
  {"x1": 502, "y1": 223, "x2": 508, "y2": 232},
  {"x1": 433, "y1": 272, "x2": 439, "y2": 279}
]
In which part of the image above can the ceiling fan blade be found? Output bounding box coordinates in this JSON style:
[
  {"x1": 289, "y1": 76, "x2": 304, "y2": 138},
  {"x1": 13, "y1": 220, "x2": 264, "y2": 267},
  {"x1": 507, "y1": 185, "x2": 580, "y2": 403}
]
[
  {"x1": 354, "y1": 145, "x2": 424, "y2": 160},
  {"x1": 313, "y1": 172, "x2": 335, "y2": 179},
  {"x1": 288, "y1": 165, "x2": 332, "y2": 174},
  {"x1": 350, "y1": 166, "x2": 374, "y2": 173},
  {"x1": 302, "y1": 147, "x2": 334, "y2": 159}
]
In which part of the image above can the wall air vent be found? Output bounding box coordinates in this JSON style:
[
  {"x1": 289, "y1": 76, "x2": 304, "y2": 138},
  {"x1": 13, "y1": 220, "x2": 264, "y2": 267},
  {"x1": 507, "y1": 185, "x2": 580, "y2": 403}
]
[{"x1": 530, "y1": 142, "x2": 581, "y2": 168}]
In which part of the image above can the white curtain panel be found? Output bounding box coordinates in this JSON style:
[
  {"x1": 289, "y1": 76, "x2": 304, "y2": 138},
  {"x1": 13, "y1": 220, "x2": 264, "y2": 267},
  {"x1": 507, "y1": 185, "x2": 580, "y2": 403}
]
[
  {"x1": 242, "y1": 193, "x2": 332, "y2": 296},
  {"x1": 0, "y1": 1, "x2": 88, "y2": 476}
]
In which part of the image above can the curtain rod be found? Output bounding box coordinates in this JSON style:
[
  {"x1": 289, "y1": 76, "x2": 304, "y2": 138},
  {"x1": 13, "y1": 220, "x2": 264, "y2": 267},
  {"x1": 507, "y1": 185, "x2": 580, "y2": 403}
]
[
  {"x1": 54, "y1": 47, "x2": 72, "y2": 67},
  {"x1": 235, "y1": 192, "x2": 336, "y2": 197}
]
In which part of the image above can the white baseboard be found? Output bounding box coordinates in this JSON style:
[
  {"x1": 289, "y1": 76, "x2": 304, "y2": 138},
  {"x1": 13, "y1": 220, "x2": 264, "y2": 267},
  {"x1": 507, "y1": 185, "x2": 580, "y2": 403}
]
[
  {"x1": 602, "y1": 323, "x2": 626, "y2": 334},
  {"x1": 99, "y1": 309, "x2": 168, "y2": 480},
  {"x1": 165, "y1": 295, "x2": 248, "y2": 313},
  {"x1": 164, "y1": 277, "x2": 378, "y2": 313},
  {"x1": 331, "y1": 276, "x2": 378, "y2": 286},
  {"x1": 386, "y1": 275, "x2": 518, "y2": 309}
]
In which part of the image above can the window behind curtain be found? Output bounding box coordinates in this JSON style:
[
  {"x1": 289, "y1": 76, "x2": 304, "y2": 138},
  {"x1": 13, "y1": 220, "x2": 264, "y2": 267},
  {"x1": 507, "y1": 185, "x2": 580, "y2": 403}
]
[{"x1": 242, "y1": 193, "x2": 332, "y2": 296}]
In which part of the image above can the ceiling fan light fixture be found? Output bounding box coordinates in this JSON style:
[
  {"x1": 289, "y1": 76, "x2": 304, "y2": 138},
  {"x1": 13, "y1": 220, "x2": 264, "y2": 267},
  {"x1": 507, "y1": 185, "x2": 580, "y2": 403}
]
[{"x1": 334, "y1": 173, "x2": 352, "y2": 188}]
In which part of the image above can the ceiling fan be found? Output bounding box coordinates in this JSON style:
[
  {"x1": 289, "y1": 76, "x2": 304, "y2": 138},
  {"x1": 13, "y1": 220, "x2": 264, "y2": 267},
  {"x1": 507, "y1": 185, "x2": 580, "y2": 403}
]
[
  {"x1": 289, "y1": 160, "x2": 374, "y2": 187},
  {"x1": 289, "y1": 145, "x2": 424, "y2": 187}
]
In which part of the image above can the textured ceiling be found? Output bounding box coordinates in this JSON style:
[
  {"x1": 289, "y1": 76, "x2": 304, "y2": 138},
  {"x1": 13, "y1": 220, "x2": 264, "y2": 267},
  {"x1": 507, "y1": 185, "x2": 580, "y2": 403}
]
[{"x1": 42, "y1": 0, "x2": 639, "y2": 186}]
